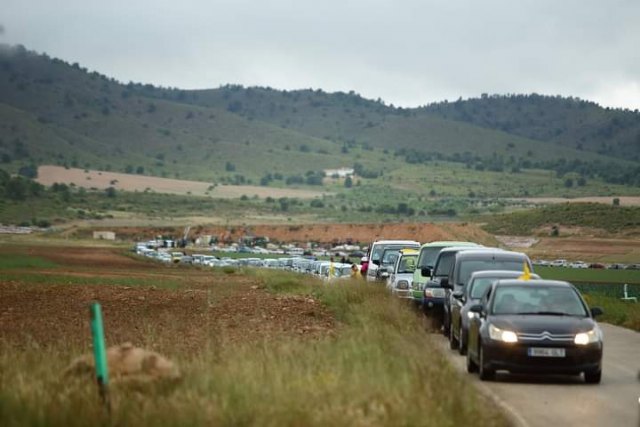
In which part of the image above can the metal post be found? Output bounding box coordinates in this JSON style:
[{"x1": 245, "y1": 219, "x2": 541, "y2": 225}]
[{"x1": 90, "y1": 302, "x2": 111, "y2": 413}]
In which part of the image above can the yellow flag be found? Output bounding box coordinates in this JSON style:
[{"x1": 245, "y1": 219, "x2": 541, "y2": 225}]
[{"x1": 518, "y1": 262, "x2": 531, "y2": 281}]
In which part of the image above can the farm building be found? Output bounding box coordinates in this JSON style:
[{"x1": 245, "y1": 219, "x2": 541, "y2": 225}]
[
  {"x1": 324, "y1": 168, "x2": 354, "y2": 178},
  {"x1": 93, "y1": 231, "x2": 116, "y2": 240}
]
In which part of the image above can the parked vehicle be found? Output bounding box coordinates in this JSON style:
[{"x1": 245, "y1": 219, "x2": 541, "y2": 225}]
[
  {"x1": 569, "y1": 261, "x2": 589, "y2": 269},
  {"x1": 388, "y1": 249, "x2": 418, "y2": 299},
  {"x1": 421, "y1": 246, "x2": 494, "y2": 325},
  {"x1": 466, "y1": 279, "x2": 603, "y2": 383},
  {"x1": 365, "y1": 240, "x2": 420, "y2": 282},
  {"x1": 412, "y1": 242, "x2": 481, "y2": 308},
  {"x1": 441, "y1": 249, "x2": 532, "y2": 337},
  {"x1": 449, "y1": 270, "x2": 540, "y2": 355},
  {"x1": 413, "y1": 242, "x2": 480, "y2": 297},
  {"x1": 376, "y1": 248, "x2": 403, "y2": 282}
]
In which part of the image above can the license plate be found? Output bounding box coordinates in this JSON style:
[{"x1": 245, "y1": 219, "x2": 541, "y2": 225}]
[{"x1": 528, "y1": 347, "x2": 566, "y2": 358}]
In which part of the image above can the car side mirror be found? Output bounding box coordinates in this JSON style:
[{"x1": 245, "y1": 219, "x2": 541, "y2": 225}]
[
  {"x1": 440, "y1": 277, "x2": 452, "y2": 290},
  {"x1": 469, "y1": 304, "x2": 483, "y2": 316},
  {"x1": 372, "y1": 260, "x2": 380, "y2": 266},
  {"x1": 590, "y1": 307, "x2": 603, "y2": 317},
  {"x1": 452, "y1": 291, "x2": 464, "y2": 300},
  {"x1": 421, "y1": 267, "x2": 431, "y2": 277}
]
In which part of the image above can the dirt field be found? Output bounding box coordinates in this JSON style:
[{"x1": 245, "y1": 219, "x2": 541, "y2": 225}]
[
  {"x1": 0, "y1": 246, "x2": 334, "y2": 351},
  {"x1": 525, "y1": 237, "x2": 640, "y2": 262},
  {"x1": 85, "y1": 221, "x2": 497, "y2": 245},
  {"x1": 36, "y1": 165, "x2": 329, "y2": 199}
]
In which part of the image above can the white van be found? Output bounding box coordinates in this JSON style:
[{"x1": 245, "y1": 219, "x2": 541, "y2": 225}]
[{"x1": 366, "y1": 240, "x2": 420, "y2": 282}]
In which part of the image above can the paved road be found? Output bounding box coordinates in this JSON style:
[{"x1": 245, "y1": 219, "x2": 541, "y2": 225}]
[{"x1": 437, "y1": 323, "x2": 640, "y2": 427}]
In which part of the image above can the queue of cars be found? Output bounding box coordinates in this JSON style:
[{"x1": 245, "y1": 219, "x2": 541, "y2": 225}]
[
  {"x1": 134, "y1": 244, "x2": 357, "y2": 280},
  {"x1": 137, "y1": 237, "x2": 605, "y2": 384},
  {"x1": 367, "y1": 238, "x2": 604, "y2": 384}
]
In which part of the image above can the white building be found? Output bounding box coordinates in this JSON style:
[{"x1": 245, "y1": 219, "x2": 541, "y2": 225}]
[{"x1": 324, "y1": 167, "x2": 354, "y2": 178}]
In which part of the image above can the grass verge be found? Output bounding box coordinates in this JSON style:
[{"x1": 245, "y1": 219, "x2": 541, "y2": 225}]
[
  {"x1": 582, "y1": 294, "x2": 640, "y2": 332},
  {"x1": 0, "y1": 269, "x2": 508, "y2": 427}
]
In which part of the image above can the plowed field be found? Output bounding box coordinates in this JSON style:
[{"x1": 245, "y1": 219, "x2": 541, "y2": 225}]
[{"x1": 0, "y1": 246, "x2": 333, "y2": 351}]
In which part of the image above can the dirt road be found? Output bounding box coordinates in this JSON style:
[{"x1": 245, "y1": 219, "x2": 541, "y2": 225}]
[{"x1": 438, "y1": 323, "x2": 640, "y2": 427}]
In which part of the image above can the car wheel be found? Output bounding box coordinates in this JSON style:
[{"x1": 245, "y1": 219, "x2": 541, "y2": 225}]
[
  {"x1": 458, "y1": 326, "x2": 467, "y2": 356},
  {"x1": 584, "y1": 369, "x2": 602, "y2": 384},
  {"x1": 449, "y1": 323, "x2": 458, "y2": 350},
  {"x1": 478, "y1": 344, "x2": 495, "y2": 381},
  {"x1": 466, "y1": 349, "x2": 478, "y2": 373}
]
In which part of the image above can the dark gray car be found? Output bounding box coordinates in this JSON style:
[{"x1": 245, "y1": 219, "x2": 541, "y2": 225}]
[
  {"x1": 450, "y1": 270, "x2": 540, "y2": 355},
  {"x1": 442, "y1": 250, "x2": 534, "y2": 339}
]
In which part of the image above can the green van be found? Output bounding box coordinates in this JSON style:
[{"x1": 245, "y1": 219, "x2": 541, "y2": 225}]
[{"x1": 410, "y1": 241, "x2": 480, "y2": 303}]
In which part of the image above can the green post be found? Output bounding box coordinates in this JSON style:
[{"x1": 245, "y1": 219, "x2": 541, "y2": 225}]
[{"x1": 90, "y1": 302, "x2": 110, "y2": 411}]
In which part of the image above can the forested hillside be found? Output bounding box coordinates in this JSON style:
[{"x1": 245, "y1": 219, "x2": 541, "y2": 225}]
[
  {"x1": 1, "y1": 44, "x2": 639, "y2": 188},
  {"x1": 421, "y1": 94, "x2": 640, "y2": 161}
]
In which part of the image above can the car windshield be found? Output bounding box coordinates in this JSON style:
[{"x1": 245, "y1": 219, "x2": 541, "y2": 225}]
[
  {"x1": 398, "y1": 255, "x2": 417, "y2": 274},
  {"x1": 372, "y1": 244, "x2": 416, "y2": 262},
  {"x1": 434, "y1": 252, "x2": 455, "y2": 276},
  {"x1": 417, "y1": 247, "x2": 443, "y2": 269},
  {"x1": 468, "y1": 278, "x2": 498, "y2": 299},
  {"x1": 492, "y1": 286, "x2": 588, "y2": 316},
  {"x1": 381, "y1": 250, "x2": 400, "y2": 266},
  {"x1": 458, "y1": 259, "x2": 526, "y2": 286}
]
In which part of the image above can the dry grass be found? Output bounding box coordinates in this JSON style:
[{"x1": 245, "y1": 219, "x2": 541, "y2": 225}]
[
  {"x1": 37, "y1": 165, "x2": 329, "y2": 199},
  {"x1": 0, "y1": 262, "x2": 508, "y2": 426}
]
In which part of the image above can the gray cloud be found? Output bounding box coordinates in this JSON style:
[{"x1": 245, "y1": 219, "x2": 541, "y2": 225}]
[{"x1": 3, "y1": 0, "x2": 639, "y2": 109}]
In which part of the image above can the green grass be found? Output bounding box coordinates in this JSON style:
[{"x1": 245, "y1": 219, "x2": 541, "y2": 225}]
[
  {"x1": 0, "y1": 269, "x2": 508, "y2": 427},
  {"x1": 535, "y1": 265, "x2": 640, "y2": 285},
  {"x1": 582, "y1": 294, "x2": 640, "y2": 331},
  {"x1": 483, "y1": 203, "x2": 640, "y2": 235},
  {"x1": 532, "y1": 266, "x2": 640, "y2": 331},
  {"x1": 0, "y1": 254, "x2": 58, "y2": 269}
]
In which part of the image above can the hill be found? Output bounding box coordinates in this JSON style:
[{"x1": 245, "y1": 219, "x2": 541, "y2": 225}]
[
  {"x1": 421, "y1": 94, "x2": 640, "y2": 161},
  {"x1": 0, "y1": 44, "x2": 639, "y2": 193}
]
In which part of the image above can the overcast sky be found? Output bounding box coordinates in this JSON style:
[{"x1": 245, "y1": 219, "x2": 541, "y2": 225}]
[{"x1": 2, "y1": 0, "x2": 639, "y2": 110}]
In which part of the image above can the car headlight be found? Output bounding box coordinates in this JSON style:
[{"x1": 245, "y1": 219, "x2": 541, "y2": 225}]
[
  {"x1": 574, "y1": 327, "x2": 601, "y2": 345},
  {"x1": 424, "y1": 288, "x2": 445, "y2": 298},
  {"x1": 396, "y1": 280, "x2": 409, "y2": 290},
  {"x1": 489, "y1": 324, "x2": 518, "y2": 343}
]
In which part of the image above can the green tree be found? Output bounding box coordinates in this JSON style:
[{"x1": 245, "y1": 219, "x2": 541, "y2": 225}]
[
  {"x1": 6, "y1": 177, "x2": 27, "y2": 200},
  {"x1": 344, "y1": 176, "x2": 353, "y2": 188}
]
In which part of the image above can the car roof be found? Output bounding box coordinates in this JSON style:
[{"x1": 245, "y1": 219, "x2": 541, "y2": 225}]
[
  {"x1": 372, "y1": 240, "x2": 420, "y2": 245},
  {"x1": 399, "y1": 249, "x2": 419, "y2": 255},
  {"x1": 419, "y1": 241, "x2": 480, "y2": 249},
  {"x1": 493, "y1": 279, "x2": 572, "y2": 288},
  {"x1": 438, "y1": 246, "x2": 493, "y2": 254},
  {"x1": 469, "y1": 270, "x2": 540, "y2": 280},
  {"x1": 455, "y1": 249, "x2": 527, "y2": 260}
]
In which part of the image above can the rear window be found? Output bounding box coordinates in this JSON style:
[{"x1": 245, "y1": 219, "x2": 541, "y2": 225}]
[{"x1": 457, "y1": 259, "x2": 527, "y2": 286}]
